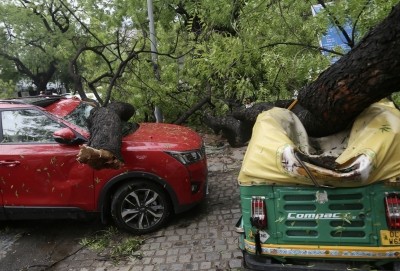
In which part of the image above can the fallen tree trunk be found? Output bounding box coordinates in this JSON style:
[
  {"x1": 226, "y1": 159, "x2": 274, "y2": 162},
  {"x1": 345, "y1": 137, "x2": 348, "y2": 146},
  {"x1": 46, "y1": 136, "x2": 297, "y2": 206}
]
[
  {"x1": 203, "y1": 101, "x2": 291, "y2": 147},
  {"x1": 206, "y1": 3, "x2": 400, "y2": 146},
  {"x1": 297, "y1": 2, "x2": 400, "y2": 137},
  {"x1": 77, "y1": 102, "x2": 135, "y2": 170}
]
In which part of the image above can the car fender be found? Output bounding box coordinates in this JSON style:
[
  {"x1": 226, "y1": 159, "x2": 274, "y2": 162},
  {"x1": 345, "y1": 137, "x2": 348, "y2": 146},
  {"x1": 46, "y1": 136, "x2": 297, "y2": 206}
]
[{"x1": 97, "y1": 171, "x2": 179, "y2": 223}]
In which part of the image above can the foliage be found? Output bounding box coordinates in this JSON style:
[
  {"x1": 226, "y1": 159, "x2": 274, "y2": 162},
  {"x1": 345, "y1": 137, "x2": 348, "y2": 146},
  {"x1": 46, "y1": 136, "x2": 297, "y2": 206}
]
[
  {"x1": 392, "y1": 92, "x2": 400, "y2": 107},
  {"x1": 0, "y1": 1, "x2": 78, "y2": 93},
  {"x1": 0, "y1": 80, "x2": 17, "y2": 98},
  {"x1": 80, "y1": 226, "x2": 143, "y2": 263},
  {"x1": 0, "y1": 0, "x2": 398, "y2": 125}
]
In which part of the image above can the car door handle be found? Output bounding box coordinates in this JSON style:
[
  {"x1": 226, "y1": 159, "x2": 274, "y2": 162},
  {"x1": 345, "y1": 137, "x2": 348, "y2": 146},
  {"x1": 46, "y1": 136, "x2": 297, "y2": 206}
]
[{"x1": 0, "y1": 160, "x2": 21, "y2": 167}]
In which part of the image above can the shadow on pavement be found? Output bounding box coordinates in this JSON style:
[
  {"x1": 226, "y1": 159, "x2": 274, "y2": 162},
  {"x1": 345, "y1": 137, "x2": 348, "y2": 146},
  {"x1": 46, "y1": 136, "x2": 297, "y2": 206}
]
[{"x1": 0, "y1": 218, "x2": 105, "y2": 271}]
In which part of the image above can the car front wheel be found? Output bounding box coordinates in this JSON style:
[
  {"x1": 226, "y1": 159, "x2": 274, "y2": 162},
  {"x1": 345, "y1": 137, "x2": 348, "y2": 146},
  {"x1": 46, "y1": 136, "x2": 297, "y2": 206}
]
[{"x1": 111, "y1": 180, "x2": 171, "y2": 234}]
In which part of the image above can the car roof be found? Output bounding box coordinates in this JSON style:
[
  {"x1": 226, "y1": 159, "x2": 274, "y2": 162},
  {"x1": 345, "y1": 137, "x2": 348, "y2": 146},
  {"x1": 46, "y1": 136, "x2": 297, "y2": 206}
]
[
  {"x1": 0, "y1": 100, "x2": 36, "y2": 109},
  {"x1": 0, "y1": 96, "x2": 67, "y2": 110}
]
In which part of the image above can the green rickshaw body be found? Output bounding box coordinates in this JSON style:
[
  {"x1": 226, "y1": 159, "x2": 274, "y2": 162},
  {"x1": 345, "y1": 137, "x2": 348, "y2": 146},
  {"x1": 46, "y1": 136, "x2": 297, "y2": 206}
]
[
  {"x1": 236, "y1": 100, "x2": 400, "y2": 270},
  {"x1": 238, "y1": 183, "x2": 400, "y2": 270}
]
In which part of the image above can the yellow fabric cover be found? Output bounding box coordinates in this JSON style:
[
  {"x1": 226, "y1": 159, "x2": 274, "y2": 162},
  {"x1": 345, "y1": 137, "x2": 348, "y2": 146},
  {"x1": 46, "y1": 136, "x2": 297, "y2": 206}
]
[{"x1": 238, "y1": 99, "x2": 400, "y2": 187}]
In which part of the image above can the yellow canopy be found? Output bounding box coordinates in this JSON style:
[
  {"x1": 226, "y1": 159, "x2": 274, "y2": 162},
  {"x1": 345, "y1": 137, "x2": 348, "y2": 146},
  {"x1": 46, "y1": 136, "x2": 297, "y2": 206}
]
[{"x1": 238, "y1": 99, "x2": 400, "y2": 187}]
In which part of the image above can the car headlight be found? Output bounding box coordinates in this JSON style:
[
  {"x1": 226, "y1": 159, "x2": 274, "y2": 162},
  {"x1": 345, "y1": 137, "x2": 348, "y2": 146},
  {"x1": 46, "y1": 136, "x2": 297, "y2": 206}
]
[{"x1": 166, "y1": 149, "x2": 204, "y2": 165}]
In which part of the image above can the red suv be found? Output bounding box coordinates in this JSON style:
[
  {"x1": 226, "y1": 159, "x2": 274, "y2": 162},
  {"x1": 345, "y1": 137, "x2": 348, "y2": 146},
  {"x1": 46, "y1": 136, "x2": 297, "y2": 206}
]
[{"x1": 0, "y1": 96, "x2": 208, "y2": 234}]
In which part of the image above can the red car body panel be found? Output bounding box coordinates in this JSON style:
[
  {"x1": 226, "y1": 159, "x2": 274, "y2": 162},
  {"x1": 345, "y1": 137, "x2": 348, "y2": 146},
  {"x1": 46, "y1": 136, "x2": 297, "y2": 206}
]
[
  {"x1": 125, "y1": 123, "x2": 203, "y2": 151},
  {"x1": 91, "y1": 122, "x2": 208, "y2": 209},
  {"x1": 0, "y1": 97, "x2": 208, "y2": 227},
  {"x1": 44, "y1": 96, "x2": 82, "y2": 118},
  {"x1": 0, "y1": 142, "x2": 95, "y2": 209}
]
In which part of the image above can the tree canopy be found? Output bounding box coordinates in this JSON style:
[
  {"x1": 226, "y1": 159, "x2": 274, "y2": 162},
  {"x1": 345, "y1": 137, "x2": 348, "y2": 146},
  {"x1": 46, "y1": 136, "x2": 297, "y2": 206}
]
[{"x1": 0, "y1": 0, "x2": 398, "y2": 125}]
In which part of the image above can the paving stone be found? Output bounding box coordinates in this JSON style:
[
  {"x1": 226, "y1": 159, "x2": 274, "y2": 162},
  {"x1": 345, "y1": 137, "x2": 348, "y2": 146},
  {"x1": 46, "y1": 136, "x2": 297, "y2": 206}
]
[
  {"x1": 154, "y1": 250, "x2": 167, "y2": 256},
  {"x1": 165, "y1": 255, "x2": 178, "y2": 263},
  {"x1": 199, "y1": 261, "x2": 212, "y2": 270},
  {"x1": 221, "y1": 251, "x2": 233, "y2": 259},
  {"x1": 142, "y1": 250, "x2": 156, "y2": 257},
  {"x1": 141, "y1": 257, "x2": 152, "y2": 265},
  {"x1": 192, "y1": 252, "x2": 206, "y2": 261},
  {"x1": 151, "y1": 257, "x2": 165, "y2": 265},
  {"x1": 149, "y1": 242, "x2": 161, "y2": 250},
  {"x1": 181, "y1": 234, "x2": 194, "y2": 240},
  {"x1": 178, "y1": 253, "x2": 192, "y2": 263},
  {"x1": 184, "y1": 262, "x2": 199, "y2": 270},
  {"x1": 166, "y1": 248, "x2": 179, "y2": 255},
  {"x1": 131, "y1": 265, "x2": 154, "y2": 271},
  {"x1": 166, "y1": 235, "x2": 180, "y2": 242},
  {"x1": 229, "y1": 258, "x2": 244, "y2": 269},
  {"x1": 205, "y1": 251, "x2": 221, "y2": 261},
  {"x1": 159, "y1": 242, "x2": 173, "y2": 249}
]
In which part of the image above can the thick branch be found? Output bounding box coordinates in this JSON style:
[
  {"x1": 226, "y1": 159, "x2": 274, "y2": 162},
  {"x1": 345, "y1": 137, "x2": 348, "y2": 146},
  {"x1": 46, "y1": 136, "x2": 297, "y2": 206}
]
[
  {"x1": 174, "y1": 96, "x2": 211, "y2": 125},
  {"x1": 77, "y1": 102, "x2": 135, "y2": 170},
  {"x1": 317, "y1": 0, "x2": 354, "y2": 47},
  {"x1": 297, "y1": 2, "x2": 400, "y2": 136},
  {"x1": 259, "y1": 42, "x2": 345, "y2": 56}
]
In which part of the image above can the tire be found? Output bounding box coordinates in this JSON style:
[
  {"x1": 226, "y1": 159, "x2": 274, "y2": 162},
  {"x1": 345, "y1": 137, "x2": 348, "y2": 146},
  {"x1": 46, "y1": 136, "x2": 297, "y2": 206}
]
[{"x1": 111, "y1": 180, "x2": 171, "y2": 234}]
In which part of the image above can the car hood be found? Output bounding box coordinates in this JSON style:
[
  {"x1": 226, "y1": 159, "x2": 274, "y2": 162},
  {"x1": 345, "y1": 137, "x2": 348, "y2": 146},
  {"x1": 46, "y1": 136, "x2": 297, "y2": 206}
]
[{"x1": 123, "y1": 123, "x2": 203, "y2": 151}]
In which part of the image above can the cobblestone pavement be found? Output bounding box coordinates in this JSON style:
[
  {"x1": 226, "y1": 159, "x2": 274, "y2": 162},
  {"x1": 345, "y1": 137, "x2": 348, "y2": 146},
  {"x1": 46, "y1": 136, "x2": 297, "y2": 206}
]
[
  {"x1": 58, "y1": 143, "x2": 246, "y2": 271},
  {"x1": 0, "y1": 140, "x2": 245, "y2": 271}
]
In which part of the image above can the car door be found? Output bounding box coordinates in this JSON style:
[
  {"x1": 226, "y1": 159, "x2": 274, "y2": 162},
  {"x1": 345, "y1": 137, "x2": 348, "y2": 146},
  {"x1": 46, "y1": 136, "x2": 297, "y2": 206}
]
[{"x1": 0, "y1": 107, "x2": 95, "y2": 214}]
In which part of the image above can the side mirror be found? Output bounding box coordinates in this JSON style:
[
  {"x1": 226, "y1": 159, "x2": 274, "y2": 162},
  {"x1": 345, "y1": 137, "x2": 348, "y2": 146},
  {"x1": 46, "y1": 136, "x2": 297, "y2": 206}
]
[{"x1": 53, "y1": 127, "x2": 84, "y2": 145}]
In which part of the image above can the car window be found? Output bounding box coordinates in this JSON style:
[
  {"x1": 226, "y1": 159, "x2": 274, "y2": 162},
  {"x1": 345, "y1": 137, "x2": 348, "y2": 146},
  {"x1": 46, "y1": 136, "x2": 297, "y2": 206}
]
[
  {"x1": 63, "y1": 102, "x2": 93, "y2": 131},
  {"x1": 1, "y1": 109, "x2": 64, "y2": 143},
  {"x1": 63, "y1": 101, "x2": 139, "y2": 135}
]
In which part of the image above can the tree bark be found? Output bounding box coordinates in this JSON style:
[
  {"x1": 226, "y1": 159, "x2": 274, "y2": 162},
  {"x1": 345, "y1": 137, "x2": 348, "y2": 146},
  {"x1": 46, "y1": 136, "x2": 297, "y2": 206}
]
[
  {"x1": 77, "y1": 102, "x2": 135, "y2": 170},
  {"x1": 205, "y1": 3, "x2": 400, "y2": 146},
  {"x1": 174, "y1": 96, "x2": 211, "y2": 125},
  {"x1": 297, "y1": 3, "x2": 400, "y2": 137}
]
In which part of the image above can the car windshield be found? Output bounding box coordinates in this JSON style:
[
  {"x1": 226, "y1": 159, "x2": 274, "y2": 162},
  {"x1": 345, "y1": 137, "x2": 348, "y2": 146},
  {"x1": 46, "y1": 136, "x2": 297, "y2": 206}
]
[
  {"x1": 63, "y1": 102, "x2": 94, "y2": 131},
  {"x1": 63, "y1": 101, "x2": 139, "y2": 135}
]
